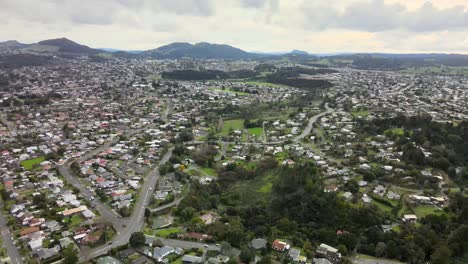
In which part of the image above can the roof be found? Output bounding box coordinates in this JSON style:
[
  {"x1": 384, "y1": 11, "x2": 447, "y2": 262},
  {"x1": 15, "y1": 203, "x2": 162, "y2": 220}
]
[
  {"x1": 272, "y1": 239, "x2": 288, "y2": 250},
  {"x1": 182, "y1": 255, "x2": 203, "y2": 263},
  {"x1": 97, "y1": 256, "x2": 124, "y2": 264},
  {"x1": 250, "y1": 238, "x2": 267, "y2": 249},
  {"x1": 318, "y1": 243, "x2": 338, "y2": 253},
  {"x1": 20, "y1": 226, "x2": 40, "y2": 236},
  {"x1": 62, "y1": 205, "x2": 87, "y2": 216}
]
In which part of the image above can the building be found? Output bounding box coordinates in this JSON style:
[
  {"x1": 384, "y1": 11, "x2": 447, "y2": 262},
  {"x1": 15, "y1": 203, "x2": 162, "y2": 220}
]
[{"x1": 272, "y1": 239, "x2": 290, "y2": 251}]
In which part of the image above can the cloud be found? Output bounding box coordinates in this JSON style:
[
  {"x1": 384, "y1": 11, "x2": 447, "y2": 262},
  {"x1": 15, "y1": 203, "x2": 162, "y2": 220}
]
[
  {"x1": 0, "y1": 0, "x2": 468, "y2": 53},
  {"x1": 302, "y1": 0, "x2": 468, "y2": 32}
]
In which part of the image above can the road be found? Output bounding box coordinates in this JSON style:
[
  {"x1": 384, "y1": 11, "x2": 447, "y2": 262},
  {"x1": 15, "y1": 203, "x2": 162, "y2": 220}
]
[
  {"x1": 57, "y1": 165, "x2": 126, "y2": 231},
  {"x1": 0, "y1": 113, "x2": 17, "y2": 136},
  {"x1": 0, "y1": 204, "x2": 23, "y2": 264},
  {"x1": 149, "y1": 195, "x2": 185, "y2": 213},
  {"x1": 186, "y1": 104, "x2": 334, "y2": 147},
  {"x1": 162, "y1": 99, "x2": 172, "y2": 123},
  {"x1": 83, "y1": 148, "x2": 173, "y2": 261},
  {"x1": 156, "y1": 237, "x2": 220, "y2": 251},
  {"x1": 294, "y1": 103, "x2": 334, "y2": 142}
]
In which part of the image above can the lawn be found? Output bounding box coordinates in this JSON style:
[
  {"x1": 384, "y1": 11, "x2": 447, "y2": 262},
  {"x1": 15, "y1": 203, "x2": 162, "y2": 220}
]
[
  {"x1": 248, "y1": 127, "x2": 263, "y2": 137},
  {"x1": 218, "y1": 119, "x2": 244, "y2": 136},
  {"x1": 156, "y1": 228, "x2": 182, "y2": 238},
  {"x1": 200, "y1": 167, "x2": 217, "y2": 177},
  {"x1": 171, "y1": 258, "x2": 183, "y2": 264},
  {"x1": 371, "y1": 200, "x2": 393, "y2": 213},
  {"x1": 64, "y1": 215, "x2": 85, "y2": 229},
  {"x1": 351, "y1": 110, "x2": 369, "y2": 118},
  {"x1": 384, "y1": 128, "x2": 405, "y2": 136},
  {"x1": 20, "y1": 156, "x2": 45, "y2": 170},
  {"x1": 257, "y1": 174, "x2": 274, "y2": 194},
  {"x1": 413, "y1": 205, "x2": 444, "y2": 218}
]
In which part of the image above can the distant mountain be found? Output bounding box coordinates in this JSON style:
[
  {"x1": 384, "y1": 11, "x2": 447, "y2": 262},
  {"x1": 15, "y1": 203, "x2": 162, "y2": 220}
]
[
  {"x1": 291, "y1": 50, "x2": 308, "y2": 55},
  {"x1": 143, "y1": 42, "x2": 253, "y2": 59},
  {"x1": 0, "y1": 40, "x2": 28, "y2": 49},
  {"x1": 99, "y1": 48, "x2": 143, "y2": 54},
  {"x1": 37, "y1": 38, "x2": 99, "y2": 54}
]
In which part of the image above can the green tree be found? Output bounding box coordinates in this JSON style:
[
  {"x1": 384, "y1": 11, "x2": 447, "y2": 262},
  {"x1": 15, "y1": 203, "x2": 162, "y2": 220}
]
[
  {"x1": 239, "y1": 249, "x2": 254, "y2": 263},
  {"x1": 62, "y1": 244, "x2": 78, "y2": 264},
  {"x1": 129, "y1": 232, "x2": 145, "y2": 247},
  {"x1": 430, "y1": 244, "x2": 451, "y2": 264}
]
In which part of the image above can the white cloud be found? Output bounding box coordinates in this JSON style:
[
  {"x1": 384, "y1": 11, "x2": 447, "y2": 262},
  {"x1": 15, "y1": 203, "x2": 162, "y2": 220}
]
[{"x1": 0, "y1": 0, "x2": 467, "y2": 53}]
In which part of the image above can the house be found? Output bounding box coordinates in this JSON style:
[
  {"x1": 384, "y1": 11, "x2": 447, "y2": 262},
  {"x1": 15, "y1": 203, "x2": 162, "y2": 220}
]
[
  {"x1": 386, "y1": 191, "x2": 400, "y2": 200},
  {"x1": 153, "y1": 246, "x2": 175, "y2": 262},
  {"x1": 200, "y1": 212, "x2": 218, "y2": 225},
  {"x1": 29, "y1": 238, "x2": 43, "y2": 251},
  {"x1": 324, "y1": 184, "x2": 338, "y2": 193},
  {"x1": 35, "y1": 245, "x2": 60, "y2": 260},
  {"x1": 403, "y1": 214, "x2": 418, "y2": 223},
  {"x1": 342, "y1": 192, "x2": 353, "y2": 200},
  {"x1": 62, "y1": 205, "x2": 88, "y2": 216},
  {"x1": 313, "y1": 258, "x2": 332, "y2": 264},
  {"x1": 362, "y1": 194, "x2": 372, "y2": 203},
  {"x1": 20, "y1": 226, "x2": 40, "y2": 237},
  {"x1": 272, "y1": 239, "x2": 289, "y2": 251},
  {"x1": 288, "y1": 248, "x2": 301, "y2": 261},
  {"x1": 182, "y1": 255, "x2": 203, "y2": 264},
  {"x1": 317, "y1": 243, "x2": 341, "y2": 259},
  {"x1": 373, "y1": 185, "x2": 386, "y2": 196},
  {"x1": 250, "y1": 238, "x2": 267, "y2": 250},
  {"x1": 179, "y1": 232, "x2": 212, "y2": 241}
]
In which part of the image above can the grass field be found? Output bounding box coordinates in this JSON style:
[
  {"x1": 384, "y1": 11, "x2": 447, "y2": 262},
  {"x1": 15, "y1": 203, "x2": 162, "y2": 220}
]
[
  {"x1": 20, "y1": 156, "x2": 45, "y2": 170},
  {"x1": 200, "y1": 167, "x2": 217, "y2": 177},
  {"x1": 257, "y1": 174, "x2": 274, "y2": 194},
  {"x1": 147, "y1": 73, "x2": 162, "y2": 81},
  {"x1": 384, "y1": 128, "x2": 405, "y2": 136},
  {"x1": 413, "y1": 205, "x2": 444, "y2": 218},
  {"x1": 248, "y1": 127, "x2": 263, "y2": 137},
  {"x1": 218, "y1": 119, "x2": 244, "y2": 136},
  {"x1": 351, "y1": 110, "x2": 369, "y2": 118},
  {"x1": 371, "y1": 200, "x2": 394, "y2": 213},
  {"x1": 156, "y1": 228, "x2": 182, "y2": 238}
]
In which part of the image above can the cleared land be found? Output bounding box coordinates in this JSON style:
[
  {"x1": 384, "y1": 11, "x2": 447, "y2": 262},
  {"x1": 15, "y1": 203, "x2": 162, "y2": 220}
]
[
  {"x1": 20, "y1": 156, "x2": 45, "y2": 170},
  {"x1": 218, "y1": 119, "x2": 244, "y2": 136}
]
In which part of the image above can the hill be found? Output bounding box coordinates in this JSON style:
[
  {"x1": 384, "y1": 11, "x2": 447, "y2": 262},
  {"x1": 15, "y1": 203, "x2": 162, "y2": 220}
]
[
  {"x1": 37, "y1": 38, "x2": 99, "y2": 54},
  {"x1": 143, "y1": 42, "x2": 254, "y2": 59},
  {"x1": 0, "y1": 40, "x2": 28, "y2": 50}
]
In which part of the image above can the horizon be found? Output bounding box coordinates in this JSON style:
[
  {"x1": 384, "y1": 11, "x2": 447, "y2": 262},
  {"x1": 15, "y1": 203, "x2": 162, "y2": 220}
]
[
  {"x1": 3, "y1": 37, "x2": 468, "y2": 56},
  {"x1": 1, "y1": 0, "x2": 468, "y2": 54}
]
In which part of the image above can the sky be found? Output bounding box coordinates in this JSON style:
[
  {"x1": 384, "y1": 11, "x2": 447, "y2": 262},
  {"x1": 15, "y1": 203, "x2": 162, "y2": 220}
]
[{"x1": 1, "y1": 0, "x2": 468, "y2": 53}]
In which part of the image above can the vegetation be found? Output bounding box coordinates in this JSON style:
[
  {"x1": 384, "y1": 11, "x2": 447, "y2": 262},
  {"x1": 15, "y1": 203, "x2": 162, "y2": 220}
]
[
  {"x1": 129, "y1": 232, "x2": 145, "y2": 247},
  {"x1": 20, "y1": 156, "x2": 45, "y2": 170}
]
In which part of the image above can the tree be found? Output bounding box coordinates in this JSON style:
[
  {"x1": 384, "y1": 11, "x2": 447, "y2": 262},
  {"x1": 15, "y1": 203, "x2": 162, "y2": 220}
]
[
  {"x1": 257, "y1": 255, "x2": 272, "y2": 264},
  {"x1": 430, "y1": 244, "x2": 451, "y2": 264},
  {"x1": 239, "y1": 249, "x2": 254, "y2": 263},
  {"x1": 344, "y1": 179, "x2": 359, "y2": 194},
  {"x1": 129, "y1": 232, "x2": 145, "y2": 247},
  {"x1": 63, "y1": 244, "x2": 78, "y2": 264}
]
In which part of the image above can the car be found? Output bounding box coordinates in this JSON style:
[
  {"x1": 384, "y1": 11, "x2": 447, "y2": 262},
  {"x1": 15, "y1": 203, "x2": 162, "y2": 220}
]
[
  {"x1": 203, "y1": 244, "x2": 209, "y2": 248},
  {"x1": 215, "y1": 244, "x2": 220, "y2": 247}
]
